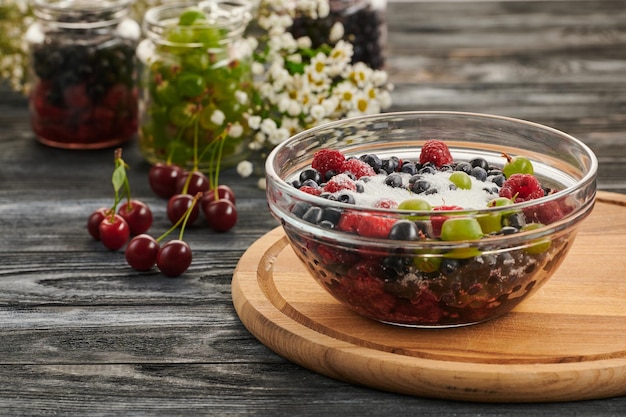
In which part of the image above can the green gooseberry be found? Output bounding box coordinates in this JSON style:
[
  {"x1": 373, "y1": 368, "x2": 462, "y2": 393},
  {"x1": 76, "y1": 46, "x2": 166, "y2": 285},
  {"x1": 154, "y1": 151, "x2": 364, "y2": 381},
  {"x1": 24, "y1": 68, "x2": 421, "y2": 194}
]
[
  {"x1": 398, "y1": 198, "x2": 432, "y2": 221},
  {"x1": 440, "y1": 217, "x2": 483, "y2": 241},
  {"x1": 152, "y1": 80, "x2": 179, "y2": 105},
  {"x1": 168, "y1": 102, "x2": 196, "y2": 127},
  {"x1": 176, "y1": 72, "x2": 206, "y2": 97},
  {"x1": 477, "y1": 196, "x2": 515, "y2": 234},
  {"x1": 196, "y1": 27, "x2": 223, "y2": 48},
  {"x1": 449, "y1": 171, "x2": 472, "y2": 190},
  {"x1": 502, "y1": 154, "x2": 534, "y2": 178},
  {"x1": 178, "y1": 9, "x2": 207, "y2": 26}
]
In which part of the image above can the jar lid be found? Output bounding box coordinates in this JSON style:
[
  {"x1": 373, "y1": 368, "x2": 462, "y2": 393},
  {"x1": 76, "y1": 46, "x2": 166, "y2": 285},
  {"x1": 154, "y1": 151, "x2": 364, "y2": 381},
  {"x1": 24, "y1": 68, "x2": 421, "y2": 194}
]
[
  {"x1": 143, "y1": 0, "x2": 254, "y2": 46},
  {"x1": 33, "y1": 0, "x2": 133, "y2": 25}
]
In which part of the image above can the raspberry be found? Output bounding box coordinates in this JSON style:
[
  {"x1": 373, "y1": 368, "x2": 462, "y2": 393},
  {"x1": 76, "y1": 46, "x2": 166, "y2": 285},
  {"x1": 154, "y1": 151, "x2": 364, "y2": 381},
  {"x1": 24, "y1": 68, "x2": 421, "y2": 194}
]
[
  {"x1": 419, "y1": 140, "x2": 454, "y2": 168},
  {"x1": 337, "y1": 211, "x2": 361, "y2": 233},
  {"x1": 316, "y1": 243, "x2": 359, "y2": 265},
  {"x1": 524, "y1": 198, "x2": 572, "y2": 225},
  {"x1": 323, "y1": 174, "x2": 357, "y2": 193},
  {"x1": 311, "y1": 149, "x2": 345, "y2": 177},
  {"x1": 299, "y1": 185, "x2": 322, "y2": 196},
  {"x1": 373, "y1": 198, "x2": 398, "y2": 209},
  {"x1": 340, "y1": 158, "x2": 376, "y2": 178},
  {"x1": 356, "y1": 215, "x2": 397, "y2": 238},
  {"x1": 499, "y1": 174, "x2": 544, "y2": 202}
]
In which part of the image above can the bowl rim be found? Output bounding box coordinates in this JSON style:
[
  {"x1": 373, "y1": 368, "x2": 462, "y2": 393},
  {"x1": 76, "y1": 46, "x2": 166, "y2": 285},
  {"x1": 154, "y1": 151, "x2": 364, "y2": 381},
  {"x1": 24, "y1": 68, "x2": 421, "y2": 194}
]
[{"x1": 265, "y1": 111, "x2": 598, "y2": 216}]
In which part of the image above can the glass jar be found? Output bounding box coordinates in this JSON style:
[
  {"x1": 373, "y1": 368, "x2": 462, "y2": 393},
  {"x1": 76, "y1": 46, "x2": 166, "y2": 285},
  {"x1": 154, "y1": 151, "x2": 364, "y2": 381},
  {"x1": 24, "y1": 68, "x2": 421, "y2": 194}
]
[
  {"x1": 26, "y1": 0, "x2": 140, "y2": 149},
  {"x1": 289, "y1": 0, "x2": 387, "y2": 70},
  {"x1": 136, "y1": 1, "x2": 254, "y2": 173}
]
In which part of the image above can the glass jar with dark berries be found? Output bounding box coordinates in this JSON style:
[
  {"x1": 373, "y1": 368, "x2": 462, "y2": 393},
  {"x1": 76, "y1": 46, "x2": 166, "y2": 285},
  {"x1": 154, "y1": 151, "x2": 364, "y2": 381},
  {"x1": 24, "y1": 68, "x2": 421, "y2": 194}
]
[
  {"x1": 25, "y1": 0, "x2": 140, "y2": 149},
  {"x1": 136, "y1": 1, "x2": 254, "y2": 173},
  {"x1": 289, "y1": 0, "x2": 387, "y2": 70}
]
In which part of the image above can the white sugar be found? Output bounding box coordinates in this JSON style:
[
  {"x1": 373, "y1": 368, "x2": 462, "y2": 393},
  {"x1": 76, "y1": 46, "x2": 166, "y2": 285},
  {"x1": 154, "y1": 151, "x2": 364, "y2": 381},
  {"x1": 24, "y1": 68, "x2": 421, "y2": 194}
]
[{"x1": 337, "y1": 171, "x2": 498, "y2": 209}]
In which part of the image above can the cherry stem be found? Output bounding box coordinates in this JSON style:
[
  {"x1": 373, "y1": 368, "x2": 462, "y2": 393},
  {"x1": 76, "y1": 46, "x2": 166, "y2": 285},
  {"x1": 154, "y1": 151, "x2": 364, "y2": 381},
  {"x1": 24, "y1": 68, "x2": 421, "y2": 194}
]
[
  {"x1": 154, "y1": 192, "x2": 202, "y2": 243},
  {"x1": 177, "y1": 192, "x2": 201, "y2": 241},
  {"x1": 108, "y1": 148, "x2": 132, "y2": 222},
  {"x1": 198, "y1": 124, "x2": 231, "y2": 200}
]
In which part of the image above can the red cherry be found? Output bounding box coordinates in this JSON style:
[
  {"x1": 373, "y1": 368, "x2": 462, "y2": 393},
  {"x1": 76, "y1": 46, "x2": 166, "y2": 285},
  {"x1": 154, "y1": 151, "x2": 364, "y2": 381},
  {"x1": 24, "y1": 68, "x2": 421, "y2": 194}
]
[
  {"x1": 157, "y1": 240, "x2": 192, "y2": 277},
  {"x1": 149, "y1": 162, "x2": 183, "y2": 199},
  {"x1": 167, "y1": 194, "x2": 199, "y2": 225},
  {"x1": 125, "y1": 234, "x2": 160, "y2": 271},
  {"x1": 175, "y1": 170, "x2": 210, "y2": 195},
  {"x1": 118, "y1": 199, "x2": 153, "y2": 235},
  {"x1": 87, "y1": 207, "x2": 110, "y2": 240},
  {"x1": 200, "y1": 185, "x2": 236, "y2": 210},
  {"x1": 203, "y1": 198, "x2": 237, "y2": 233},
  {"x1": 99, "y1": 214, "x2": 130, "y2": 251}
]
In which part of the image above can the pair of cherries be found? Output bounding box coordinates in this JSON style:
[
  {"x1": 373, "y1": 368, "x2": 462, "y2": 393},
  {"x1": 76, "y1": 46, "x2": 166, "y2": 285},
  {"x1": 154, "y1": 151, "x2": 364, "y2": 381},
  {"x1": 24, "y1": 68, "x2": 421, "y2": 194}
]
[{"x1": 148, "y1": 162, "x2": 238, "y2": 233}]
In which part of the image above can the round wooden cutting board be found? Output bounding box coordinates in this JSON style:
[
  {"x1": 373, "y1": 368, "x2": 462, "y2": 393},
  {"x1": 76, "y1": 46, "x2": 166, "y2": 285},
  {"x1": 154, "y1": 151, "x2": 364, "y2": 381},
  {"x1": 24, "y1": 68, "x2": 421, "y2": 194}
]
[{"x1": 231, "y1": 191, "x2": 626, "y2": 403}]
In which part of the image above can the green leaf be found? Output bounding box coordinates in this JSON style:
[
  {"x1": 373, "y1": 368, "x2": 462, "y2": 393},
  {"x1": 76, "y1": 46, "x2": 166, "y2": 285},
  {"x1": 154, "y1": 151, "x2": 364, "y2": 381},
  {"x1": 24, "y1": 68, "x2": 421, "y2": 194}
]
[
  {"x1": 112, "y1": 164, "x2": 127, "y2": 193},
  {"x1": 284, "y1": 60, "x2": 305, "y2": 75}
]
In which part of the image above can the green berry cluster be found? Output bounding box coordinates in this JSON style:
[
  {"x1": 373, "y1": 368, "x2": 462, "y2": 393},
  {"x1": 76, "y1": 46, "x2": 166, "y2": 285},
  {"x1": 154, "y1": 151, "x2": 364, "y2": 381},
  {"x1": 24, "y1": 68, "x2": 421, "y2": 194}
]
[{"x1": 138, "y1": 8, "x2": 253, "y2": 172}]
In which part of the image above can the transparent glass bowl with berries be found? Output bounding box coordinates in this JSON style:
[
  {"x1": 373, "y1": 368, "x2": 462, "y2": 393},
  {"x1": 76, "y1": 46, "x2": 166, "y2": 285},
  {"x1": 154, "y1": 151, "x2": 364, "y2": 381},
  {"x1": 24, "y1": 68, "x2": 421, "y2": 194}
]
[{"x1": 265, "y1": 111, "x2": 598, "y2": 328}]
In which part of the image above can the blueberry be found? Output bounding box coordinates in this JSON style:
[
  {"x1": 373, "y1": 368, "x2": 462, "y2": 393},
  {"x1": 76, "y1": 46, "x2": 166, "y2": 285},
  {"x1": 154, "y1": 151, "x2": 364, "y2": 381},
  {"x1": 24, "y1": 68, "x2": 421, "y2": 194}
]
[
  {"x1": 301, "y1": 179, "x2": 320, "y2": 189},
  {"x1": 337, "y1": 192, "x2": 355, "y2": 204},
  {"x1": 302, "y1": 206, "x2": 324, "y2": 224},
  {"x1": 384, "y1": 173, "x2": 403, "y2": 188},
  {"x1": 324, "y1": 169, "x2": 338, "y2": 182},
  {"x1": 299, "y1": 168, "x2": 322, "y2": 184},
  {"x1": 413, "y1": 180, "x2": 432, "y2": 194},
  {"x1": 388, "y1": 220, "x2": 420, "y2": 241},
  {"x1": 505, "y1": 212, "x2": 526, "y2": 229},
  {"x1": 400, "y1": 163, "x2": 418, "y2": 175},
  {"x1": 382, "y1": 256, "x2": 409, "y2": 278},
  {"x1": 488, "y1": 174, "x2": 506, "y2": 187},
  {"x1": 454, "y1": 162, "x2": 473, "y2": 175},
  {"x1": 320, "y1": 207, "x2": 342, "y2": 226},
  {"x1": 418, "y1": 164, "x2": 436, "y2": 175},
  {"x1": 470, "y1": 157, "x2": 489, "y2": 170},
  {"x1": 360, "y1": 153, "x2": 382, "y2": 171},
  {"x1": 291, "y1": 201, "x2": 311, "y2": 218},
  {"x1": 440, "y1": 258, "x2": 460, "y2": 277},
  {"x1": 470, "y1": 166, "x2": 487, "y2": 181},
  {"x1": 381, "y1": 156, "x2": 400, "y2": 174}
]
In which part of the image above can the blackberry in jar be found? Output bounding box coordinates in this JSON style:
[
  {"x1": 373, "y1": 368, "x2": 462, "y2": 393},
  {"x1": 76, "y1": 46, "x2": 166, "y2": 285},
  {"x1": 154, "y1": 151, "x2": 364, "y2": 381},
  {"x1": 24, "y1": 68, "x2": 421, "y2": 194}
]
[
  {"x1": 289, "y1": 0, "x2": 387, "y2": 70},
  {"x1": 26, "y1": 0, "x2": 140, "y2": 149}
]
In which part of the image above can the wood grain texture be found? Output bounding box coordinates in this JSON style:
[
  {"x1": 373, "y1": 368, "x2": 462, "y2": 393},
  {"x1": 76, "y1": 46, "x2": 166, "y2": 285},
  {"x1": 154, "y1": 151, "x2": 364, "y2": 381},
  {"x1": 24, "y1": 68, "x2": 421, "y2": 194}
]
[
  {"x1": 232, "y1": 192, "x2": 626, "y2": 403},
  {"x1": 0, "y1": 0, "x2": 625, "y2": 415}
]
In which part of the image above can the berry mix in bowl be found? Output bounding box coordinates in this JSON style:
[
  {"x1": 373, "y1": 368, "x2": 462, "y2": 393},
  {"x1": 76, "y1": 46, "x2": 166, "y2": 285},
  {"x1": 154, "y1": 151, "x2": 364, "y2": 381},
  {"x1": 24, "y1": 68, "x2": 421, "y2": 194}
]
[{"x1": 265, "y1": 112, "x2": 598, "y2": 327}]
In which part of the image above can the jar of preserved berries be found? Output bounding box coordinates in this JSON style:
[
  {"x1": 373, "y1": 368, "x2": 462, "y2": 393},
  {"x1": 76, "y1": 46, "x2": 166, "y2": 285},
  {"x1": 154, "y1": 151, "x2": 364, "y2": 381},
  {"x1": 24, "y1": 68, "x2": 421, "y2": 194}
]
[
  {"x1": 289, "y1": 0, "x2": 387, "y2": 70},
  {"x1": 136, "y1": 1, "x2": 254, "y2": 173},
  {"x1": 26, "y1": 0, "x2": 140, "y2": 149}
]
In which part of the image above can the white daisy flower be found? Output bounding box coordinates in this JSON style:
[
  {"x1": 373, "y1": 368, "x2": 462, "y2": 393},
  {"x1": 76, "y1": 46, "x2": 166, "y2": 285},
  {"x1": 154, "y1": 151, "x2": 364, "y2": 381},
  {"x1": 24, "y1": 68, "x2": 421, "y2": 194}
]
[{"x1": 236, "y1": 160, "x2": 254, "y2": 178}]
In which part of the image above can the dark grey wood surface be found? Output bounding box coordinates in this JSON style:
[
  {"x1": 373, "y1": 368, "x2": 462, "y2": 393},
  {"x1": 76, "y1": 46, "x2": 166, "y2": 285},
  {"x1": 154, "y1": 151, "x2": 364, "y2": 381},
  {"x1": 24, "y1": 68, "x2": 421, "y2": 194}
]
[{"x1": 1, "y1": 1, "x2": 625, "y2": 415}]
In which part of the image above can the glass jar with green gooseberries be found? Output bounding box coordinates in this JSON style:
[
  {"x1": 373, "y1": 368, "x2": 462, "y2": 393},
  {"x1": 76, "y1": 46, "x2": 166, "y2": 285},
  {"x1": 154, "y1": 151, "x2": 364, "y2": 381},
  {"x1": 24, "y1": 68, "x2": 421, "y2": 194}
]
[{"x1": 136, "y1": 0, "x2": 254, "y2": 172}]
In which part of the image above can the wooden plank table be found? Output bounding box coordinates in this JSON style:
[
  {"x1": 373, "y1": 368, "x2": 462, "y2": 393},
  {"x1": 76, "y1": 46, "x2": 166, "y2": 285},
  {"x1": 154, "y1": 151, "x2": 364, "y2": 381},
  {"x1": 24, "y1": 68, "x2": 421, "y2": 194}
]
[{"x1": 1, "y1": 0, "x2": 625, "y2": 414}]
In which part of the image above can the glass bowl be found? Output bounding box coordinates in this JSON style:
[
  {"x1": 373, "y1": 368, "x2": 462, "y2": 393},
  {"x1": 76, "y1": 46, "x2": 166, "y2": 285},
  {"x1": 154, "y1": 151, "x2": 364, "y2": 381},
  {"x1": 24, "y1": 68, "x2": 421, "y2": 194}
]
[{"x1": 265, "y1": 111, "x2": 597, "y2": 327}]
